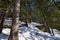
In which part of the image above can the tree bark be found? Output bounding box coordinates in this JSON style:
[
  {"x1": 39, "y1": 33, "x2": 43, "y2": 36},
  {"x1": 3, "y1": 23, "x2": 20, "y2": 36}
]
[{"x1": 8, "y1": 0, "x2": 20, "y2": 40}]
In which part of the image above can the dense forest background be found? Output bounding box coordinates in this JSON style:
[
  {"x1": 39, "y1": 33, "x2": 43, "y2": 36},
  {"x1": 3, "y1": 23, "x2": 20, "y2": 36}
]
[{"x1": 0, "y1": 0, "x2": 60, "y2": 31}]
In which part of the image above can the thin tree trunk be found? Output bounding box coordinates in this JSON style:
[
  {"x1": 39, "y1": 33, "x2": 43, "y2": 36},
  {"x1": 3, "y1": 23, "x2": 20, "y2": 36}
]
[
  {"x1": 0, "y1": 12, "x2": 5, "y2": 33},
  {"x1": 41, "y1": 4, "x2": 54, "y2": 35},
  {"x1": 8, "y1": 0, "x2": 20, "y2": 40},
  {"x1": 0, "y1": 10, "x2": 8, "y2": 33},
  {"x1": 40, "y1": 8, "x2": 51, "y2": 33},
  {"x1": 26, "y1": 0, "x2": 32, "y2": 23}
]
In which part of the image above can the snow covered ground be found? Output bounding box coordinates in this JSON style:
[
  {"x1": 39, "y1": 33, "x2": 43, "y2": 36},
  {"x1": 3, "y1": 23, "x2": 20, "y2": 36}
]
[{"x1": 0, "y1": 20, "x2": 60, "y2": 40}]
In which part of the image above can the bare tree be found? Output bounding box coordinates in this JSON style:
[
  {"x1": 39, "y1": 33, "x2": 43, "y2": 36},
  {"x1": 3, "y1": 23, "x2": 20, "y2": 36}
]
[{"x1": 8, "y1": 0, "x2": 20, "y2": 40}]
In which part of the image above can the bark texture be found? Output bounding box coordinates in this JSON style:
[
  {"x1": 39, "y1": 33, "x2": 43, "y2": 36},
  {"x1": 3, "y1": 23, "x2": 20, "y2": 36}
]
[{"x1": 8, "y1": 0, "x2": 20, "y2": 40}]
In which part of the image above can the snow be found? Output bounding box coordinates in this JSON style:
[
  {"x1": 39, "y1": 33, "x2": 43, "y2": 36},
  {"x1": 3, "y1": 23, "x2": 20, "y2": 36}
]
[
  {"x1": 0, "y1": 21, "x2": 60, "y2": 40},
  {"x1": 53, "y1": 29, "x2": 60, "y2": 37},
  {"x1": 4, "y1": 19, "x2": 25, "y2": 26},
  {"x1": 4, "y1": 20, "x2": 12, "y2": 26},
  {"x1": 0, "y1": 33, "x2": 8, "y2": 40},
  {"x1": 2, "y1": 28, "x2": 10, "y2": 35}
]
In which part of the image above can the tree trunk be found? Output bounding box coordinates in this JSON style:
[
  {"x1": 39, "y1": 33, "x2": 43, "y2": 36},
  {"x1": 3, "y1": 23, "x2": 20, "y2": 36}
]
[
  {"x1": 0, "y1": 12, "x2": 6, "y2": 33},
  {"x1": 8, "y1": 0, "x2": 20, "y2": 40}
]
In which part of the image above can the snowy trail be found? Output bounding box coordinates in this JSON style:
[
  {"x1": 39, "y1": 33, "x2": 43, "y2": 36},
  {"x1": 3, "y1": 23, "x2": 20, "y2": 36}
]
[{"x1": 0, "y1": 21, "x2": 60, "y2": 40}]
